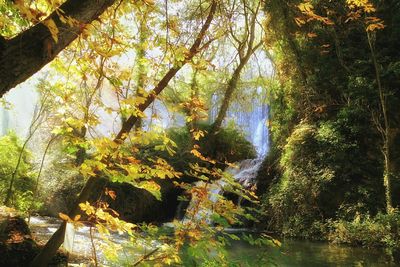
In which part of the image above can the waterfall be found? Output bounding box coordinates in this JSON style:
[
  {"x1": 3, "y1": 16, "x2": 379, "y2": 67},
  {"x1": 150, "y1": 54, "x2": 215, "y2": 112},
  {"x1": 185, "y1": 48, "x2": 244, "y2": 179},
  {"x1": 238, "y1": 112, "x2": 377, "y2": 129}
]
[
  {"x1": 180, "y1": 91, "x2": 270, "y2": 224},
  {"x1": 209, "y1": 88, "x2": 270, "y2": 156},
  {"x1": 226, "y1": 158, "x2": 264, "y2": 188},
  {"x1": 180, "y1": 158, "x2": 264, "y2": 224}
]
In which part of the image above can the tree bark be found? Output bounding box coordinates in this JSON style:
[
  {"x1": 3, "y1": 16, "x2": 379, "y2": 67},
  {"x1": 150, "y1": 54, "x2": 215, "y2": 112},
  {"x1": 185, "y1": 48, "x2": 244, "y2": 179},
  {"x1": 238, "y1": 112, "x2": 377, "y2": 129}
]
[
  {"x1": 211, "y1": 67, "x2": 243, "y2": 134},
  {"x1": 134, "y1": 13, "x2": 149, "y2": 131},
  {"x1": 367, "y1": 32, "x2": 393, "y2": 213},
  {"x1": 115, "y1": 0, "x2": 217, "y2": 142},
  {"x1": 29, "y1": 2, "x2": 217, "y2": 266},
  {"x1": 0, "y1": 0, "x2": 117, "y2": 97}
]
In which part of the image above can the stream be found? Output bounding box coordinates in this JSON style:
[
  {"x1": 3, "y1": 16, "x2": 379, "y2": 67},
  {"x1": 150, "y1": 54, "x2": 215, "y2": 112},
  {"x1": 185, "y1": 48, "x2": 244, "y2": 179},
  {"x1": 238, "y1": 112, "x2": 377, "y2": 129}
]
[
  {"x1": 29, "y1": 216, "x2": 396, "y2": 266},
  {"x1": 229, "y1": 238, "x2": 396, "y2": 266}
]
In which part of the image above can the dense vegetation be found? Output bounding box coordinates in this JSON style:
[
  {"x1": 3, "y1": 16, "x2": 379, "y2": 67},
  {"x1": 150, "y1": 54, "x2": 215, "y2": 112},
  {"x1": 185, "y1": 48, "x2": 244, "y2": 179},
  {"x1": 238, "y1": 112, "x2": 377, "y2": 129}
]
[
  {"x1": 257, "y1": 0, "x2": 400, "y2": 250},
  {"x1": 0, "y1": 0, "x2": 399, "y2": 266}
]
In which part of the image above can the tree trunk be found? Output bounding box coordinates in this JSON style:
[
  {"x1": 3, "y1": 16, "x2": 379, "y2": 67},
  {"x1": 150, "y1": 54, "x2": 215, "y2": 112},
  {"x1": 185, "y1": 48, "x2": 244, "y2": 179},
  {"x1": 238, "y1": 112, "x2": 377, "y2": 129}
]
[
  {"x1": 28, "y1": 135, "x2": 57, "y2": 224},
  {"x1": 211, "y1": 70, "x2": 242, "y2": 134},
  {"x1": 134, "y1": 14, "x2": 149, "y2": 131},
  {"x1": 367, "y1": 32, "x2": 393, "y2": 213},
  {"x1": 0, "y1": 0, "x2": 117, "y2": 97},
  {"x1": 383, "y1": 147, "x2": 393, "y2": 213},
  {"x1": 4, "y1": 100, "x2": 47, "y2": 206},
  {"x1": 29, "y1": 2, "x2": 217, "y2": 266},
  {"x1": 210, "y1": 0, "x2": 262, "y2": 134}
]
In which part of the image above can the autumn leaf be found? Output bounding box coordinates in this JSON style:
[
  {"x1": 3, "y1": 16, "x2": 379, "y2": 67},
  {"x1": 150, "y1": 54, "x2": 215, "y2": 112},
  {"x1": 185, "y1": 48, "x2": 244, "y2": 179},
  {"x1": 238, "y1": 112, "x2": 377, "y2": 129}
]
[
  {"x1": 298, "y1": 2, "x2": 313, "y2": 13},
  {"x1": 143, "y1": 0, "x2": 155, "y2": 6},
  {"x1": 43, "y1": 19, "x2": 59, "y2": 43},
  {"x1": 105, "y1": 187, "x2": 117, "y2": 200},
  {"x1": 307, "y1": 32, "x2": 317, "y2": 38},
  {"x1": 59, "y1": 212, "x2": 71, "y2": 222},
  {"x1": 295, "y1": 17, "x2": 306, "y2": 26}
]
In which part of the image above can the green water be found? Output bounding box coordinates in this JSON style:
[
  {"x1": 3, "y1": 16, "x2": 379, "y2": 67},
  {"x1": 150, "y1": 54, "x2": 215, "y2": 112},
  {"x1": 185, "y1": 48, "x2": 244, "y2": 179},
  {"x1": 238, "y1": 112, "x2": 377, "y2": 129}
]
[{"x1": 228, "y1": 239, "x2": 396, "y2": 266}]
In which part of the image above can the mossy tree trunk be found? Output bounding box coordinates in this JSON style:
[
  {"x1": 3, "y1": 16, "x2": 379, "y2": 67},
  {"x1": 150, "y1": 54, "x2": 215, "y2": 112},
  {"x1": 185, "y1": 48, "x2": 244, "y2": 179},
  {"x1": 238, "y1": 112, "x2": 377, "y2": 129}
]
[
  {"x1": 368, "y1": 32, "x2": 394, "y2": 213},
  {"x1": 134, "y1": 10, "x2": 150, "y2": 131}
]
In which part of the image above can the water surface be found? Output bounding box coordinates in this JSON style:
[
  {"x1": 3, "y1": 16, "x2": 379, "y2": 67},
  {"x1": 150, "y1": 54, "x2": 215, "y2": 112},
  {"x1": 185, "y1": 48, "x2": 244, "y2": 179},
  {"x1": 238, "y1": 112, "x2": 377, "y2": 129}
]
[
  {"x1": 29, "y1": 216, "x2": 396, "y2": 266},
  {"x1": 228, "y1": 238, "x2": 395, "y2": 266}
]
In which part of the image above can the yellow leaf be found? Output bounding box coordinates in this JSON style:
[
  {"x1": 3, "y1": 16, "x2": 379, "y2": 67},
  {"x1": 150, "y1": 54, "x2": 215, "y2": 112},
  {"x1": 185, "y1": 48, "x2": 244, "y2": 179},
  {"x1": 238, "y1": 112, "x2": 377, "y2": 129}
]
[
  {"x1": 307, "y1": 32, "x2": 317, "y2": 38},
  {"x1": 295, "y1": 17, "x2": 306, "y2": 26},
  {"x1": 273, "y1": 238, "x2": 282, "y2": 247},
  {"x1": 298, "y1": 2, "x2": 313, "y2": 12},
  {"x1": 43, "y1": 19, "x2": 59, "y2": 43},
  {"x1": 59, "y1": 212, "x2": 71, "y2": 221},
  {"x1": 137, "y1": 181, "x2": 161, "y2": 200},
  {"x1": 144, "y1": 0, "x2": 155, "y2": 5}
]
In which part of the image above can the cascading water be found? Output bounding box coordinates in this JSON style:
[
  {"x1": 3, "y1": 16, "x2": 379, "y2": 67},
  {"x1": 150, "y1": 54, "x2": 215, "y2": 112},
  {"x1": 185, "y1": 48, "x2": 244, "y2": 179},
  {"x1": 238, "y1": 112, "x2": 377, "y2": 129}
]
[
  {"x1": 181, "y1": 91, "x2": 270, "y2": 223},
  {"x1": 210, "y1": 88, "x2": 270, "y2": 156},
  {"x1": 226, "y1": 158, "x2": 264, "y2": 188},
  {"x1": 209, "y1": 87, "x2": 269, "y2": 187}
]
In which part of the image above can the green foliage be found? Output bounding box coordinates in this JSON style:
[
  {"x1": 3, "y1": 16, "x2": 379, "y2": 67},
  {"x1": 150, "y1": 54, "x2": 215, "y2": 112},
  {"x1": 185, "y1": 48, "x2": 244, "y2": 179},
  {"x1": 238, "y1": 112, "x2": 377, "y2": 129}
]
[
  {"x1": 0, "y1": 132, "x2": 38, "y2": 212},
  {"x1": 265, "y1": 112, "x2": 384, "y2": 237},
  {"x1": 0, "y1": 0, "x2": 29, "y2": 37},
  {"x1": 257, "y1": 0, "x2": 400, "y2": 245},
  {"x1": 328, "y1": 211, "x2": 400, "y2": 249},
  {"x1": 138, "y1": 123, "x2": 256, "y2": 177}
]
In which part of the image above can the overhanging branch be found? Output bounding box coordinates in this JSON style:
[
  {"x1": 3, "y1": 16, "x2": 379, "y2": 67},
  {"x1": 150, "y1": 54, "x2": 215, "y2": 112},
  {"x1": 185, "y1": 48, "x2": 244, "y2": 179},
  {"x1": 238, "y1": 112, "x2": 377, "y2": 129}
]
[{"x1": 0, "y1": 0, "x2": 118, "y2": 97}]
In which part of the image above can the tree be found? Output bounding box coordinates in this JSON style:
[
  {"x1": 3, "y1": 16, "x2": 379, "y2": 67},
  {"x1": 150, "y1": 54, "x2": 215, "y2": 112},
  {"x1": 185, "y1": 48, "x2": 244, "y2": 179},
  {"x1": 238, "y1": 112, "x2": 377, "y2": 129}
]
[
  {"x1": 262, "y1": 0, "x2": 400, "y2": 237},
  {"x1": 3, "y1": 92, "x2": 49, "y2": 206},
  {"x1": 29, "y1": 1, "x2": 218, "y2": 265},
  {"x1": 211, "y1": 0, "x2": 264, "y2": 134},
  {"x1": 0, "y1": 0, "x2": 118, "y2": 97}
]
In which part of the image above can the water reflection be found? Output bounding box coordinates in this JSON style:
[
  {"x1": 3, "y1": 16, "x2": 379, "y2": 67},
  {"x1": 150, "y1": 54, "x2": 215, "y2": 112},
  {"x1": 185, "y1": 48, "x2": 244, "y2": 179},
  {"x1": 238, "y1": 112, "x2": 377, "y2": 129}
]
[{"x1": 229, "y1": 238, "x2": 396, "y2": 267}]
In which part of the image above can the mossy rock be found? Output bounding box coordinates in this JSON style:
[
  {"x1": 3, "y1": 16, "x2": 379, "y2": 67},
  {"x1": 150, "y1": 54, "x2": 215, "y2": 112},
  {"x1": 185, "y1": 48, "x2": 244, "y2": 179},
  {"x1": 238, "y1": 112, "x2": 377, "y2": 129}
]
[
  {"x1": 138, "y1": 123, "x2": 257, "y2": 182},
  {"x1": 89, "y1": 178, "x2": 183, "y2": 223}
]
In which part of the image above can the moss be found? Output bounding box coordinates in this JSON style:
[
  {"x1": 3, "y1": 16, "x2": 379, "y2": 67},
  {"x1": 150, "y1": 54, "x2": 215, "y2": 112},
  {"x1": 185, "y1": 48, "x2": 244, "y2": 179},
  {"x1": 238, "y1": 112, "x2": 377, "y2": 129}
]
[
  {"x1": 138, "y1": 123, "x2": 256, "y2": 177},
  {"x1": 255, "y1": 146, "x2": 280, "y2": 197}
]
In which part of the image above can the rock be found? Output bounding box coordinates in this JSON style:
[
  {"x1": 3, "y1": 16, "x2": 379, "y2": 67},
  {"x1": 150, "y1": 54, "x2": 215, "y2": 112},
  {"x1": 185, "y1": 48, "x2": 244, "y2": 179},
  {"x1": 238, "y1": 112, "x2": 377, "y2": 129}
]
[
  {"x1": 90, "y1": 178, "x2": 183, "y2": 223},
  {"x1": 0, "y1": 213, "x2": 67, "y2": 267},
  {"x1": 0, "y1": 216, "x2": 40, "y2": 267}
]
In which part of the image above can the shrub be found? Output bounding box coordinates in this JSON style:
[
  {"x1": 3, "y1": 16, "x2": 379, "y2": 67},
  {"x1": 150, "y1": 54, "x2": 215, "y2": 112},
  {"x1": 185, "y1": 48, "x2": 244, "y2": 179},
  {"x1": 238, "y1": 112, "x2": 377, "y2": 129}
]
[
  {"x1": 138, "y1": 123, "x2": 257, "y2": 177},
  {"x1": 0, "y1": 132, "x2": 38, "y2": 212},
  {"x1": 264, "y1": 114, "x2": 385, "y2": 238},
  {"x1": 328, "y1": 211, "x2": 400, "y2": 248}
]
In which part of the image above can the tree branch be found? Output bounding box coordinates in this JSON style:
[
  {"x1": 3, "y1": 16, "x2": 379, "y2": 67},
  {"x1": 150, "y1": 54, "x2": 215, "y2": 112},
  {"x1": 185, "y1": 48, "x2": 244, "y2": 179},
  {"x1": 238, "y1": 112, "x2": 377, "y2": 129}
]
[
  {"x1": 115, "y1": 0, "x2": 218, "y2": 142},
  {"x1": 29, "y1": 2, "x2": 218, "y2": 266},
  {"x1": 0, "y1": 0, "x2": 118, "y2": 97}
]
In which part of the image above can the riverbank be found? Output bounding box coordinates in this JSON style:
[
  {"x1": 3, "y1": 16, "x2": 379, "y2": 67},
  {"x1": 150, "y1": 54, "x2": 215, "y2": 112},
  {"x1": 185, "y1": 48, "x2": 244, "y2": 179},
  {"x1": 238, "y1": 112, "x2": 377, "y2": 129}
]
[{"x1": 4, "y1": 208, "x2": 399, "y2": 266}]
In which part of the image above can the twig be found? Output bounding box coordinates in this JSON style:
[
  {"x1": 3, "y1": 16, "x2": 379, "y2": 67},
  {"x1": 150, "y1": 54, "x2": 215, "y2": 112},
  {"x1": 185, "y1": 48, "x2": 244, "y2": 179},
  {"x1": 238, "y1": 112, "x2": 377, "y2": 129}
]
[
  {"x1": 133, "y1": 247, "x2": 160, "y2": 266},
  {"x1": 90, "y1": 224, "x2": 98, "y2": 267}
]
